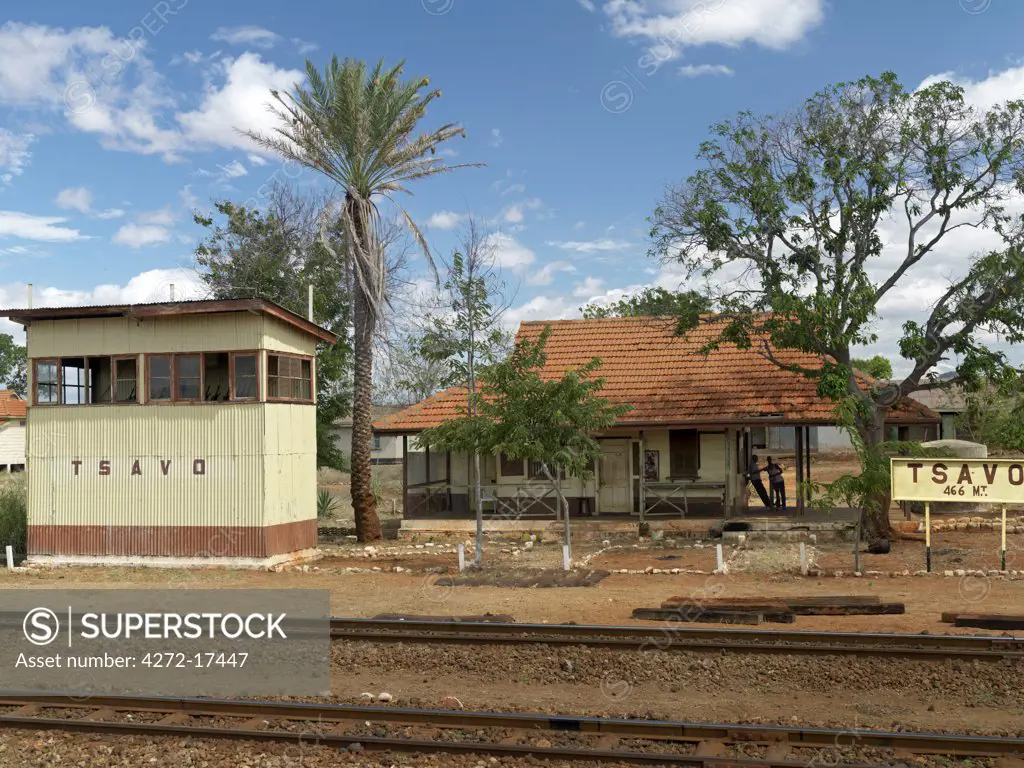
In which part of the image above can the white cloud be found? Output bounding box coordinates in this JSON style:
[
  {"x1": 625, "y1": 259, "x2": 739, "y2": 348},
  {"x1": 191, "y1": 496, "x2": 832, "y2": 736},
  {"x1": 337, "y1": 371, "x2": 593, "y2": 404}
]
[
  {"x1": 183, "y1": 50, "x2": 205, "y2": 64},
  {"x1": 218, "y1": 160, "x2": 248, "y2": 178},
  {"x1": 502, "y1": 198, "x2": 543, "y2": 224},
  {"x1": 527, "y1": 260, "x2": 576, "y2": 286},
  {"x1": 176, "y1": 53, "x2": 305, "y2": 155},
  {"x1": 574, "y1": 220, "x2": 585, "y2": 230},
  {"x1": 602, "y1": 0, "x2": 824, "y2": 62},
  {"x1": 503, "y1": 295, "x2": 579, "y2": 329},
  {"x1": 573, "y1": 276, "x2": 605, "y2": 297},
  {"x1": 247, "y1": 153, "x2": 268, "y2": 166},
  {"x1": 487, "y1": 233, "x2": 535, "y2": 271},
  {"x1": 0, "y1": 128, "x2": 34, "y2": 184},
  {"x1": 426, "y1": 210, "x2": 465, "y2": 230},
  {"x1": 579, "y1": 0, "x2": 596, "y2": 10},
  {"x1": 137, "y1": 207, "x2": 175, "y2": 227},
  {"x1": 292, "y1": 38, "x2": 319, "y2": 55},
  {"x1": 210, "y1": 26, "x2": 282, "y2": 48},
  {"x1": 178, "y1": 185, "x2": 199, "y2": 211},
  {"x1": 0, "y1": 210, "x2": 85, "y2": 242},
  {"x1": 547, "y1": 238, "x2": 632, "y2": 253},
  {"x1": 95, "y1": 208, "x2": 125, "y2": 219},
  {"x1": 679, "y1": 63, "x2": 733, "y2": 78},
  {"x1": 918, "y1": 64, "x2": 1024, "y2": 111},
  {"x1": 112, "y1": 223, "x2": 171, "y2": 248},
  {"x1": 489, "y1": 128, "x2": 503, "y2": 148},
  {"x1": 55, "y1": 186, "x2": 93, "y2": 213},
  {"x1": 502, "y1": 183, "x2": 526, "y2": 196},
  {"x1": 0, "y1": 25, "x2": 303, "y2": 161}
]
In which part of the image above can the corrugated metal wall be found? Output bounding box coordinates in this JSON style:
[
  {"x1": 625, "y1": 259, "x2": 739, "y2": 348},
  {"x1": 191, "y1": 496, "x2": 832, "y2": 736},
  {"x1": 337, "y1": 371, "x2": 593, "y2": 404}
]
[
  {"x1": 27, "y1": 405, "x2": 266, "y2": 530},
  {"x1": 262, "y1": 403, "x2": 317, "y2": 527},
  {"x1": 28, "y1": 314, "x2": 265, "y2": 358}
]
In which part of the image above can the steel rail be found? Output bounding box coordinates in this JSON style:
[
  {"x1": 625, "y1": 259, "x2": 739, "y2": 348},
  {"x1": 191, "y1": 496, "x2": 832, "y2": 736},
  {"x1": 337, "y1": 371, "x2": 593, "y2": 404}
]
[
  {"x1": 329, "y1": 619, "x2": 1024, "y2": 659},
  {"x1": 1, "y1": 694, "x2": 1022, "y2": 758}
]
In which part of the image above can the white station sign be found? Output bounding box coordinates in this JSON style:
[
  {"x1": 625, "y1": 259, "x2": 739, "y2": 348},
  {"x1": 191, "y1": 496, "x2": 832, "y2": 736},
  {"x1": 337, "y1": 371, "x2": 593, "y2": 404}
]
[{"x1": 890, "y1": 457, "x2": 1024, "y2": 504}]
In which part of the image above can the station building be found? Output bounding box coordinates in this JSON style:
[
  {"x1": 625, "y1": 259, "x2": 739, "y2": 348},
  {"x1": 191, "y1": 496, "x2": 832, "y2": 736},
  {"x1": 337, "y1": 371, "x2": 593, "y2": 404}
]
[
  {"x1": 0, "y1": 299, "x2": 336, "y2": 568},
  {"x1": 374, "y1": 316, "x2": 940, "y2": 538}
]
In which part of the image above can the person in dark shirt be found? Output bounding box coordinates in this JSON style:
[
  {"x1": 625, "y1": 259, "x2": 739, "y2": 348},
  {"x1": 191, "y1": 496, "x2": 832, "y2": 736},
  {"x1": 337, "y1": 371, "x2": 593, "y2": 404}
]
[
  {"x1": 745, "y1": 454, "x2": 772, "y2": 509},
  {"x1": 766, "y1": 457, "x2": 786, "y2": 510}
]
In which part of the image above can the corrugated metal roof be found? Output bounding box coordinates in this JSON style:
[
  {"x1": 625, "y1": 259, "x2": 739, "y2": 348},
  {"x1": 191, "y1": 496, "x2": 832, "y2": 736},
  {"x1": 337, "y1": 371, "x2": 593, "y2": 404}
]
[
  {"x1": 0, "y1": 298, "x2": 338, "y2": 344},
  {"x1": 375, "y1": 316, "x2": 941, "y2": 432}
]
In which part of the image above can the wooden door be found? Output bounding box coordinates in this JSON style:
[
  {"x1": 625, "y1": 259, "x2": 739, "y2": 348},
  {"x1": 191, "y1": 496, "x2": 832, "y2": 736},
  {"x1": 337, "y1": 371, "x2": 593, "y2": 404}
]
[{"x1": 598, "y1": 440, "x2": 631, "y2": 513}]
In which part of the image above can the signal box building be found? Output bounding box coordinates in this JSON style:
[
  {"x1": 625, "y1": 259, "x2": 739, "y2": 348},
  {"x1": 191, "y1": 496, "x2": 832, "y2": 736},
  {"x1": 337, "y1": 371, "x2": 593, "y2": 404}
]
[{"x1": 0, "y1": 299, "x2": 336, "y2": 568}]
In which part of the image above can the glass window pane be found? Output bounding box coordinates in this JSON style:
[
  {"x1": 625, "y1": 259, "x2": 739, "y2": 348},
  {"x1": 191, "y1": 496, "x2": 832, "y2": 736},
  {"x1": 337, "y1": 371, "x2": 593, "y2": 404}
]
[
  {"x1": 234, "y1": 354, "x2": 256, "y2": 378},
  {"x1": 177, "y1": 355, "x2": 200, "y2": 378},
  {"x1": 148, "y1": 356, "x2": 172, "y2": 401},
  {"x1": 115, "y1": 358, "x2": 137, "y2": 403}
]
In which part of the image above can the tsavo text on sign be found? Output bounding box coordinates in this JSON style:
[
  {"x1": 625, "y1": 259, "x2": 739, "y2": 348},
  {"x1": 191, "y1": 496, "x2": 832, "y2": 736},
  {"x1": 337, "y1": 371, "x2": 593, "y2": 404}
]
[{"x1": 890, "y1": 457, "x2": 1024, "y2": 504}]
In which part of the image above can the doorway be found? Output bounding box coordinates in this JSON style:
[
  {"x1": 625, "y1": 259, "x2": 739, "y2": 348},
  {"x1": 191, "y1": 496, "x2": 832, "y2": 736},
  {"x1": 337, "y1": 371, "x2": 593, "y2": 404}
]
[{"x1": 598, "y1": 439, "x2": 631, "y2": 513}]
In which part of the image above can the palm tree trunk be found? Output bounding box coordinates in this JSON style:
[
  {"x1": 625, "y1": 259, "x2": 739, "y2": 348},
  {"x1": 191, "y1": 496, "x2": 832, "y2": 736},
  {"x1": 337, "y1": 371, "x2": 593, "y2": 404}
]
[
  {"x1": 346, "y1": 192, "x2": 382, "y2": 543},
  {"x1": 351, "y1": 285, "x2": 382, "y2": 541}
]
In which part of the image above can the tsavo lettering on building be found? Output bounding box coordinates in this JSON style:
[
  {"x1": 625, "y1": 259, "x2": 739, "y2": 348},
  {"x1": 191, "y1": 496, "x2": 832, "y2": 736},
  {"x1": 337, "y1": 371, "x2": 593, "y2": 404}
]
[
  {"x1": 70, "y1": 459, "x2": 208, "y2": 476},
  {"x1": 891, "y1": 458, "x2": 1024, "y2": 503}
]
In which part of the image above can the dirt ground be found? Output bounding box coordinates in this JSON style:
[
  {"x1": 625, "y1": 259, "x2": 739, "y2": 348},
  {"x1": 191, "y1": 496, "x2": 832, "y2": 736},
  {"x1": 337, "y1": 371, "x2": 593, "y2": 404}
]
[
  {"x1": 316, "y1": 465, "x2": 405, "y2": 525},
  {"x1": 3, "y1": 559, "x2": 1023, "y2": 635}
]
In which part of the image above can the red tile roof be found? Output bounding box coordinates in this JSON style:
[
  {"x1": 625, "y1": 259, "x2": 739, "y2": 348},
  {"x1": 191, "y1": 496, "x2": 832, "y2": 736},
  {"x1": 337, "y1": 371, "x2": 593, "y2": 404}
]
[
  {"x1": 0, "y1": 391, "x2": 26, "y2": 419},
  {"x1": 374, "y1": 316, "x2": 939, "y2": 433}
]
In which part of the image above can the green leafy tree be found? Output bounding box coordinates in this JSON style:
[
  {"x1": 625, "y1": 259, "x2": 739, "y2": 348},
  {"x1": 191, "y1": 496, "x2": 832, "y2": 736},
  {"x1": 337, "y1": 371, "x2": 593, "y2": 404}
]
[
  {"x1": 650, "y1": 71, "x2": 1024, "y2": 537},
  {"x1": 851, "y1": 355, "x2": 893, "y2": 380},
  {"x1": 247, "y1": 57, "x2": 476, "y2": 541},
  {"x1": 0, "y1": 335, "x2": 27, "y2": 396},
  {"x1": 194, "y1": 194, "x2": 352, "y2": 470},
  {"x1": 419, "y1": 328, "x2": 630, "y2": 564},
  {"x1": 581, "y1": 286, "x2": 711, "y2": 323},
  {"x1": 417, "y1": 218, "x2": 512, "y2": 564},
  {"x1": 959, "y1": 384, "x2": 1024, "y2": 452}
]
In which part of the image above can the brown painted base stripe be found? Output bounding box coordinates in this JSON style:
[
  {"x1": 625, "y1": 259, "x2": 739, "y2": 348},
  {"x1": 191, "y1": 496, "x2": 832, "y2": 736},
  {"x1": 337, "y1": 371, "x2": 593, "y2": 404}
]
[{"x1": 28, "y1": 519, "x2": 316, "y2": 558}]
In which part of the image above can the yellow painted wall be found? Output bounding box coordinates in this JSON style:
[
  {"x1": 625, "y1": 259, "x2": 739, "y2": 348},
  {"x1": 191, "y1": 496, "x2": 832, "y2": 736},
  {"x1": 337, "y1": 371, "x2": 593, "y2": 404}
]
[
  {"x1": 27, "y1": 314, "x2": 265, "y2": 358},
  {"x1": 27, "y1": 404, "x2": 266, "y2": 528},
  {"x1": 262, "y1": 316, "x2": 318, "y2": 356},
  {"x1": 262, "y1": 403, "x2": 317, "y2": 526}
]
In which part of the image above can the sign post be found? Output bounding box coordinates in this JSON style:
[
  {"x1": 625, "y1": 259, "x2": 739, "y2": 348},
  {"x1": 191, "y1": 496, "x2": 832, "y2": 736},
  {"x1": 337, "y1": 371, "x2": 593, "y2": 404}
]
[
  {"x1": 1002, "y1": 504, "x2": 1008, "y2": 571},
  {"x1": 890, "y1": 457, "x2": 1024, "y2": 573},
  {"x1": 924, "y1": 502, "x2": 931, "y2": 573}
]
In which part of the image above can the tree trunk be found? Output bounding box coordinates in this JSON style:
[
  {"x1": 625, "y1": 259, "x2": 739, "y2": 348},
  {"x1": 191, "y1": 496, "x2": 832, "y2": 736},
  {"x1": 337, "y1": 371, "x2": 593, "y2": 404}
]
[
  {"x1": 351, "y1": 285, "x2": 382, "y2": 541},
  {"x1": 858, "y1": 407, "x2": 896, "y2": 541}
]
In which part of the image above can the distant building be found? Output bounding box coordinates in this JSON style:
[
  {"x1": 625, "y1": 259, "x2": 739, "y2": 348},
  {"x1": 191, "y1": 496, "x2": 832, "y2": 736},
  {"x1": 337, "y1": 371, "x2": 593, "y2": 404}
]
[
  {"x1": 1, "y1": 299, "x2": 337, "y2": 568},
  {"x1": 0, "y1": 390, "x2": 26, "y2": 472},
  {"x1": 334, "y1": 405, "x2": 404, "y2": 465}
]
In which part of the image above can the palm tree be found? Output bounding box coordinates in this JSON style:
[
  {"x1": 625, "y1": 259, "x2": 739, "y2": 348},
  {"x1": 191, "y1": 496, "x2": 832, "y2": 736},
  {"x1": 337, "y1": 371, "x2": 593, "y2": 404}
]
[{"x1": 247, "y1": 58, "x2": 475, "y2": 540}]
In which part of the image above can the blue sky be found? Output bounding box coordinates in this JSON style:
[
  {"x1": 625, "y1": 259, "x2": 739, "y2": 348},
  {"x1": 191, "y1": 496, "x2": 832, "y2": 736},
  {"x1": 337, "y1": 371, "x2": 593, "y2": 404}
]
[{"x1": 0, "y1": 0, "x2": 1022, "y2": 372}]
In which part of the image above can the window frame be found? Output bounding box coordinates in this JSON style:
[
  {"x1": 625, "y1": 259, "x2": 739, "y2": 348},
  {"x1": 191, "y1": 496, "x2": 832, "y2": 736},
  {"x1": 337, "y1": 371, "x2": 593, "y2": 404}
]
[
  {"x1": 266, "y1": 352, "x2": 315, "y2": 404},
  {"x1": 146, "y1": 354, "x2": 174, "y2": 403},
  {"x1": 668, "y1": 428, "x2": 701, "y2": 480},
  {"x1": 112, "y1": 355, "x2": 140, "y2": 404},
  {"x1": 32, "y1": 358, "x2": 60, "y2": 406},
  {"x1": 174, "y1": 353, "x2": 204, "y2": 403},
  {"x1": 229, "y1": 351, "x2": 260, "y2": 402}
]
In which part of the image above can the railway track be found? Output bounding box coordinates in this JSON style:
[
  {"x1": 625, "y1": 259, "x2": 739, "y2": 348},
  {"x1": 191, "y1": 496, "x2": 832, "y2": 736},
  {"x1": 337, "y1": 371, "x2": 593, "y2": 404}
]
[
  {"x1": 330, "y1": 618, "x2": 1024, "y2": 659},
  {"x1": 0, "y1": 694, "x2": 1021, "y2": 766}
]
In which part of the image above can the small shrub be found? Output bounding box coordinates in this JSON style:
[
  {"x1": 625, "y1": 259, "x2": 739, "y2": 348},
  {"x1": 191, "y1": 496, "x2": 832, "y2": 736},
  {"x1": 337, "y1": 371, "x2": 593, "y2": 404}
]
[
  {"x1": 316, "y1": 489, "x2": 339, "y2": 520},
  {"x1": 371, "y1": 474, "x2": 385, "y2": 507},
  {"x1": 0, "y1": 478, "x2": 27, "y2": 553}
]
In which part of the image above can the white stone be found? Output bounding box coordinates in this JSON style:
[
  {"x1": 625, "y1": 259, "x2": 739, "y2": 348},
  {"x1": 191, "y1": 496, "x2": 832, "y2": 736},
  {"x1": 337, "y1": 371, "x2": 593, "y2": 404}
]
[
  {"x1": 954, "y1": 569, "x2": 966, "y2": 577},
  {"x1": 359, "y1": 692, "x2": 375, "y2": 701},
  {"x1": 524, "y1": 541, "x2": 534, "y2": 549},
  {"x1": 378, "y1": 692, "x2": 393, "y2": 703},
  {"x1": 943, "y1": 570, "x2": 955, "y2": 577},
  {"x1": 602, "y1": 540, "x2": 611, "y2": 547}
]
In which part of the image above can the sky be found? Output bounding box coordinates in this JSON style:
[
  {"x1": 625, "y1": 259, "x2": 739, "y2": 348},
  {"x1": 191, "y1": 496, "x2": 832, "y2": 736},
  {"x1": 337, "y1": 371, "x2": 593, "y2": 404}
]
[{"x1": 0, "y1": 0, "x2": 1022, "y2": 376}]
